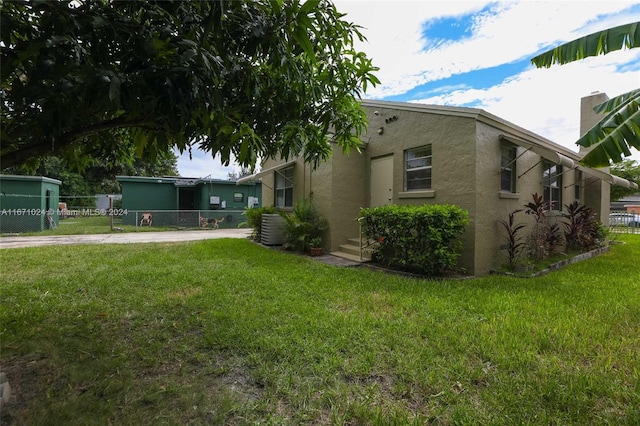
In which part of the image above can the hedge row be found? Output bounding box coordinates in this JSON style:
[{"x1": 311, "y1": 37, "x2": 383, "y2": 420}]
[{"x1": 359, "y1": 204, "x2": 468, "y2": 276}]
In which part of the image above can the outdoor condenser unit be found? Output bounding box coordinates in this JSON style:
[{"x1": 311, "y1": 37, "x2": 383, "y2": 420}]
[{"x1": 261, "y1": 214, "x2": 285, "y2": 246}]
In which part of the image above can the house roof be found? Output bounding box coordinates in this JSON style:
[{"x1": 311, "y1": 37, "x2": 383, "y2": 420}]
[
  {"x1": 362, "y1": 100, "x2": 581, "y2": 160},
  {"x1": 360, "y1": 100, "x2": 637, "y2": 189},
  {"x1": 116, "y1": 175, "x2": 259, "y2": 186},
  {"x1": 0, "y1": 174, "x2": 62, "y2": 185}
]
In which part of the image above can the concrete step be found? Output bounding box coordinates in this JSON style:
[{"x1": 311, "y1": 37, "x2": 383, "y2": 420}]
[
  {"x1": 338, "y1": 243, "x2": 362, "y2": 257},
  {"x1": 330, "y1": 251, "x2": 369, "y2": 263}
]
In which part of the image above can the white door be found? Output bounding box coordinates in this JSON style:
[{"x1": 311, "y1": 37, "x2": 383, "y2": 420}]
[{"x1": 370, "y1": 155, "x2": 393, "y2": 207}]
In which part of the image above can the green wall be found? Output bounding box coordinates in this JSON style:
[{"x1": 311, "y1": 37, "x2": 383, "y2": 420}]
[
  {"x1": 117, "y1": 176, "x2": 261, "y2": 226},
  {"x1": 0, "y1": 175, "x2": 61, "y2": 233}
]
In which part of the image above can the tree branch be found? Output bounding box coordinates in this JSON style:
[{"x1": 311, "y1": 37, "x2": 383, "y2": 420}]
[{"x1": 1, "y1": 117, "x2": 159, "y2": 169}]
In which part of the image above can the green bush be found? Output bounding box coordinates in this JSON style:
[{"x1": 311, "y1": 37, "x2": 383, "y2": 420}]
[
  {"x1": 283, "y1": 199, "x2": 328, "y2": 252},
  {"x1": 359, "y1": 204, "x2": 468, "y2": 276},
  {"x1": 241, "y1": 206, "x2": 280, "y2": 241},
  {"x1": 562, "y1": 201, "x2": 606, "y2": 252}
]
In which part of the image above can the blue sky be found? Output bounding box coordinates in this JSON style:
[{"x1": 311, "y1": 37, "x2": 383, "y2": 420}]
[{"x1": 176, "y1": 0, "x2": 640, "y2": 178}]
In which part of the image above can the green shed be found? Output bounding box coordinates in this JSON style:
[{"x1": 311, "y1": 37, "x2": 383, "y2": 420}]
[
  {"x1": 116, "y1": 176, "x2": 261, "y2": 228},
  {"x1": 0, "y1": 174, "x2": 62, "y2": 233}
]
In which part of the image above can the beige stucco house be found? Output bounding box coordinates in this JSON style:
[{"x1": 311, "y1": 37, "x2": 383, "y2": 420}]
[{"x1": 239, "y1": 94, "x2": 636, "y2": 276}]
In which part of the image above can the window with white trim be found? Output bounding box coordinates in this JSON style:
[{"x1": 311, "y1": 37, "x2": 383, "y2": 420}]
[
  {"x1": 500, "y1": 144, "x2": 517, "y2": 192},
  {"x1": 543, "y1": 161, "x2": 562, "y2": 209},
  {"x1": 275, "y1": 167, "x2": 293, "y2": 208},
  {"x1": 404, "y1": 145, "x2": 432, "y2": 191}
]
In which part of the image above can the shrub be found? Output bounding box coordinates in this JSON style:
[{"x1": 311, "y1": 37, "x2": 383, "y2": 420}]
[
  {"x1": 499, "y1": 197, "x2": 607, "y2": 271},
  {"x1": 282, "y1": 199, "x2": 328, "y2": 252},
  {"x1": 241, "y1": 206, "x2": 280, "y2": 241},
  {"x1": 359, "y1": 204, "x2": 468, "y2": 276},
  {"x1": 562, "y1": 201, "x2": 605, "y2": 252},
  {"x1": 523, "y1": 193, "x2": 562, "y2": 260},
  {"x1": 498, "y1": 210, "x2": 526, "y2": 270}
]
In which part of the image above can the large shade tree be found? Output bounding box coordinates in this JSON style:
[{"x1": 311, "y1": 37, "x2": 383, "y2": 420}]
[
  {"x1": 531, "y1": 21, "x2": 640, "y2": 167},
  {"x1": 1, "y1": 0, "x2": 379, "y2": 170}
]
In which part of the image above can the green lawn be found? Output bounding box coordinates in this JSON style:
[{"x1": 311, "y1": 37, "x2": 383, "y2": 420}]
[
  {"x1": 14, "y1": 216, "x2": 175, "y2": 236},
  {"x1": 1, "y1": 236, "x2": 639, "y2": 425}
]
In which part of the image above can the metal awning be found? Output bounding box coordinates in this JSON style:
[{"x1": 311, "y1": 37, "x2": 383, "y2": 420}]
[
  {"x1": 236, "y1": 160, "x2": 297, "y2": 185},
  {"x1": 500, "y1": 134, "x2": 637, "y2": 189},
  {"x1": 500, "y1": 135, "x2": 575, "y2": 168},
  {"x1": 576, "y1": 165, "x2": 638, "y2": 189}
]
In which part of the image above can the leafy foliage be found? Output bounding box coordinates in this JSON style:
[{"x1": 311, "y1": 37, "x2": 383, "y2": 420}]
[
  {"x1": 575, "y1": 89, "x2": 640, "y2": 167},
  {"x1": 1, "y1": 0, "x2": 379, "y2": 169},
  {"x1": 610, "y1": 160, "x2": 640, "y2": 201},
  {"x1": 531, "y1": 21, "x2": 640, "y2": 167},
  {"x1": 562, "y1": 201, "x2": 606, "y2": 252},
  {"x1": 531, "y1": 22, "x2": 639, "y2": 67},
  {"x1": 499, "y1": 195, "x2": 607, "y2": 271},
  {"x1": 523, "y1": 193, "x2": 563, "y2": 261},
  {"x1": 2, "y1": 148, "x2": 178, "y2": 206},
  {"x1": 359, "y1": 204, "x2": 468, "y2": 276},
  {"x1": 498, "y1": 210, "x2": 526, "y2": 270},
  {"x1": 282, "y1": 199, "x2": 328, "y2": 252}
]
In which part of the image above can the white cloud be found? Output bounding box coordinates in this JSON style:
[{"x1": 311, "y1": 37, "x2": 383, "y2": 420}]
[
  {"x1": 410, "y1": 49, "x2": 640, "y2": 159},
  {"x1": 337, "y1": 0, "x2": 640, "y2": 98},
  {"x1": 175, "y1": 149, "x2": 240, "y2": 180},
  {"x1": 335, "y1": 0, "x2": 640, "y2": 161},
  {"x1": 177, "y1": 1, "x2": 640, "y2": 176}
]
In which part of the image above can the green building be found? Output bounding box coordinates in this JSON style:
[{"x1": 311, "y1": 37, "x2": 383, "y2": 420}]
[
  {"x1": 116, "y1": 176, "x2": 261, "y2": 228},
  {"x1": 0, "y1": 175, "x2": 61, "y2": 233}
]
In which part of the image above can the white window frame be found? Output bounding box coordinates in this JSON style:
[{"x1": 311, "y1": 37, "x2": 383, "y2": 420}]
[
  {"x1": 275, "y1": 167, "x2": 293, "y2": 208},
  {"x1": 404, "y1": 145, "x2": 432, "y2": 191},
  {"x1": 500, "y1": 144, "x2": 517, "y2": 193}
]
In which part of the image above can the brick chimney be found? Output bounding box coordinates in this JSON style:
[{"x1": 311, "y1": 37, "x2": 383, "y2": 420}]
[
  {"x1": 579, "y1": 91, "x2": 609, "y2": 140},
  {"x1": 579, "y1": 91, "x2": 610, "y2": 222}
]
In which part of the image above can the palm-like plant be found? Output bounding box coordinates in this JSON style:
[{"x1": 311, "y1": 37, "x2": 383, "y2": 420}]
[
  {"x1": 531, "y1": 21, "x2": 640, "y2": 167},
  {"x1": 498, "y1": 210, "x2": 526, "y2": 270}
]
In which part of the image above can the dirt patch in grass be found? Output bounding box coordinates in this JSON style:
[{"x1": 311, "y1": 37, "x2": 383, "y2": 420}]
[{"x1": 1, "y1": 354, "x2": 55, "y2": 424}]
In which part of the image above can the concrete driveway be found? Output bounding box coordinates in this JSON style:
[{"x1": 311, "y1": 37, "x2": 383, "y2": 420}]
[{"x1": 0, "y1": 229, "x2": 253, "y2": 249}]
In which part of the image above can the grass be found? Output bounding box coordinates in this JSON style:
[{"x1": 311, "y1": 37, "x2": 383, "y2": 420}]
[
  {"x1": 13, "y1": 216, "x2": 175, "y2": 236},
  {"x1": 1, "y1": 235, "x2": 639, "y2": 425}
]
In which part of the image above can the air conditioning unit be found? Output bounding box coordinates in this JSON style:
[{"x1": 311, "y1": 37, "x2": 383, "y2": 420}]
[{"x1": 261, "y1": 214, "x2": 285, "y2": 246}]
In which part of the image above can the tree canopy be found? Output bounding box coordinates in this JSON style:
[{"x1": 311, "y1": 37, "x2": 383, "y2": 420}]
[
  {"x1": 1, "y1": 0, "x2": 379, "y2": 170},
  {"x1": 610, "y1": 160, "x2": 640, "y2": 201},
  {"x1": 531, "y1": 21, "x2": 640, "y2": 167},
  {"x1": 2, "y1": 145, "x2": 178, "y2": 206}
]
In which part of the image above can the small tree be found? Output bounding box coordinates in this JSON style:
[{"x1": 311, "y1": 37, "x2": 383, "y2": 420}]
[
  {"x1": 562, "y1": 201, "x2": 604, "y2": 252},
  {"x1": 498, "y1": 210, "x2": 526, "y2": 270},
  {"x1": 523, "y1": 193, "x2": 562, "y2": 261},
  {"x1": 282, "y1": 199, "x2": 328, "y2": 253}
]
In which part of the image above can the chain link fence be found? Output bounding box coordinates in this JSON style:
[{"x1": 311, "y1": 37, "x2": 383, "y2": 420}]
[
  {"x1": 608, "y1": 209, "x2": 640, "y2": 234},
  {"x1": 0, "y1": 209, "x2": 58, "y2": 234},
  {"x1": 1, "y1": 191, "x2": 250, "y2": 233},
  {"x1": 122, "y1": 209, "x2": 247, "y2": 230}
]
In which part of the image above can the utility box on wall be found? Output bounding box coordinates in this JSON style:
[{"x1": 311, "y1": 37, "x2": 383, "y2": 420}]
[{"x1": 209, "y1": 196, "x2": 220, "y2": 209}]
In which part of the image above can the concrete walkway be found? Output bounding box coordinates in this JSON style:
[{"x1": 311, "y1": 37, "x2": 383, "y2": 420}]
[
  {"x1": 0, "y1": 229, "x2": 253, "y2": 249},
  {"x1": 0, "y1": 229, "x2": 363, "y2": 268}
]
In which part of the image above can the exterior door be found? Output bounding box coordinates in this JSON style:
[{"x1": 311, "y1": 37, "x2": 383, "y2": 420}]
[{"x1": 370, "y1": 155, "x2": 393, "y2": 207}]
